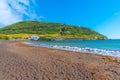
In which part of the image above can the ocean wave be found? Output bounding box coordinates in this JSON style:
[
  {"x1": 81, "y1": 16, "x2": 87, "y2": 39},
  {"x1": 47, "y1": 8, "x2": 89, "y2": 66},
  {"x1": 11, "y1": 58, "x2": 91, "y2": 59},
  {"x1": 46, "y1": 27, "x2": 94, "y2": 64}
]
[{"x1": 23, "y1": 41, "x2": 120, "y2": 58}]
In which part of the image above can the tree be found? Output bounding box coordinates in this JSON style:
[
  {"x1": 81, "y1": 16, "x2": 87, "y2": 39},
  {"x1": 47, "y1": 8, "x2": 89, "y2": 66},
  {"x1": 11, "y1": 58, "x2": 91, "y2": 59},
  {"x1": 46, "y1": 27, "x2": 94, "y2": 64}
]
[{"x1": 59, "y1": 25, "x2": 66, "y2": 35}]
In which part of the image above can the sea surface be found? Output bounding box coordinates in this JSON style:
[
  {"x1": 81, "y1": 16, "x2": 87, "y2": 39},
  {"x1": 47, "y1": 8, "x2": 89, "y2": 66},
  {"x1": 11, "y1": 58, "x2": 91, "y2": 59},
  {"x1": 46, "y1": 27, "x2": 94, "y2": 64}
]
[{"x1": 25, "y1": 39, "x2": 120, "y2": 58}]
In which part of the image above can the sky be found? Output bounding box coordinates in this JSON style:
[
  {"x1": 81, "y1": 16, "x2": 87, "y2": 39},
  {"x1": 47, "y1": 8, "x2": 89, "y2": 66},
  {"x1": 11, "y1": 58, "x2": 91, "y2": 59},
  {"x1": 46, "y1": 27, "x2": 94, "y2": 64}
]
[{"x1": 0, "y1": 0, "x2": 120, "y2": 39}]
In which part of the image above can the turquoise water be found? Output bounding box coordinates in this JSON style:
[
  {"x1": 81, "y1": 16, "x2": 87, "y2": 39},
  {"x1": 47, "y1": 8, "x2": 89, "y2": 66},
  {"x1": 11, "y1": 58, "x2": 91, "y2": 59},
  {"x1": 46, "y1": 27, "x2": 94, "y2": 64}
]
[
  {"x1": 31, "y1": 39, "x2": 120, "y2": 51},
  {"x1": 25, "y1": 39, "x2": 120, "y2": 57}
]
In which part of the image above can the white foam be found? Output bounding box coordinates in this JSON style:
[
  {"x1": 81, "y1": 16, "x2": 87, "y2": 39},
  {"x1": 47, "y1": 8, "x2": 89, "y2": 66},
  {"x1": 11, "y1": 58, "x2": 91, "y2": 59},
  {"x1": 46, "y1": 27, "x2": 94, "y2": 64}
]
[{"x1": 23, "y1": 42, "x2": 120, "y2": 58}]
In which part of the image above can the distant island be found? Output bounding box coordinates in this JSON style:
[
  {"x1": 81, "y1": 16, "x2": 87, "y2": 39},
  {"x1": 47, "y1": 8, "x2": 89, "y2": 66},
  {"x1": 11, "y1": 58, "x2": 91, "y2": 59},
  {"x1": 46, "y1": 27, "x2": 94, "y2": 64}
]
[{"x1": 0, "y1": 21, "x2": 107, "y2": 40}]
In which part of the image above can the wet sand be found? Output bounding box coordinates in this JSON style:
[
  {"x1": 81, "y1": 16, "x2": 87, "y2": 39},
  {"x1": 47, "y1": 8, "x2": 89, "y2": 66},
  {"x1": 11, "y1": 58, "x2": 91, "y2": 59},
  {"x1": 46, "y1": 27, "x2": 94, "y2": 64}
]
[{"x1": 0, "y1": 40, "x2": 120, "y2": 80}]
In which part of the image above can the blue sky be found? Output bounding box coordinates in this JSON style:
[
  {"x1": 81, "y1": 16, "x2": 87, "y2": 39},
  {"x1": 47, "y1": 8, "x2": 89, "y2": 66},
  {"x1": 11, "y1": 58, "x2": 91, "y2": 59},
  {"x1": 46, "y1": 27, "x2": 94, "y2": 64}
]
[{"x1": 0, "y1": 0, "x2": 120, "y2": 39}]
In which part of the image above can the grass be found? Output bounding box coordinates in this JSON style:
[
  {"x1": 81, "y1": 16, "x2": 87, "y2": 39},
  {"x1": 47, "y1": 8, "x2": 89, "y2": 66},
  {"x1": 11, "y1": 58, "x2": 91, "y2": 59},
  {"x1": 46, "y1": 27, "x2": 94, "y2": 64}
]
[
  {"x1": 0, "y1": 33, "x2": 60, "y2": 40},
  {"x1": 0, "y1": 21, "x2": 107, "y2": 40},
  {"x1": 0, "y1": 33, "x2": 107, "y2": 40}
]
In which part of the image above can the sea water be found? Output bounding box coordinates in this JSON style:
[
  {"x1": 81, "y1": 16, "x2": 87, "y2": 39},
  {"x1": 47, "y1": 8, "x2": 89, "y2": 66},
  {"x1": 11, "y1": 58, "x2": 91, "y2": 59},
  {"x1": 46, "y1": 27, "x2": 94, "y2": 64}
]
[{"x1": 24, "y1": 39, "x2": 120, "y2": 58}]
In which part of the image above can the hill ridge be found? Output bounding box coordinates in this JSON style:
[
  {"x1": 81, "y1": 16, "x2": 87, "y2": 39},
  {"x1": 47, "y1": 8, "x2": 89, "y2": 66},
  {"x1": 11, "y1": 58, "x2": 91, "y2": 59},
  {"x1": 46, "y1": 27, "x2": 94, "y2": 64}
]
[{"x1": 0, "y1": 21, "x2": 107, "y2": 40}]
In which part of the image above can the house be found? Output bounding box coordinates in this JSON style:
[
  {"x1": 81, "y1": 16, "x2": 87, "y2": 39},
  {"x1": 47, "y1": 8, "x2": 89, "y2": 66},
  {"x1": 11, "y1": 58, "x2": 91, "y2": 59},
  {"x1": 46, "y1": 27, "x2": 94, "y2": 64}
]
[{"x1": 28, "y1": 36, "x2": 40, "y2": 41}]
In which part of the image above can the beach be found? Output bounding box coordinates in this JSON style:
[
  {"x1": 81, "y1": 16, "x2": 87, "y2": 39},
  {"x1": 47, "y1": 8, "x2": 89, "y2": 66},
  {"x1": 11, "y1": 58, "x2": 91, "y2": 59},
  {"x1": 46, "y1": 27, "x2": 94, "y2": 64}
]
[{"x1": 0, "y1": 40, "x2": 120, "y2": 80}]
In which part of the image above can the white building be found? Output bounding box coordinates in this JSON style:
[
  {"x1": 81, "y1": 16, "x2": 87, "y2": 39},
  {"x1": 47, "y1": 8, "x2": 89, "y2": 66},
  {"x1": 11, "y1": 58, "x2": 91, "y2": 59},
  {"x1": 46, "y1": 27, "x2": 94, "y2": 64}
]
[{"x1": 28, "y1": 36, "x2": 40, "y2": 41}]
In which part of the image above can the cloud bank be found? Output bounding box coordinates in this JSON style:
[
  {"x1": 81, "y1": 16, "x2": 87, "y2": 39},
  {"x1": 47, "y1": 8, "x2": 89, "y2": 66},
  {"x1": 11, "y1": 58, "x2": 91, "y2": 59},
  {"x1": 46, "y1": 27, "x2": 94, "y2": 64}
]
[{"x1": 0, "y1": 0, "x2": 42, "y2": 27}]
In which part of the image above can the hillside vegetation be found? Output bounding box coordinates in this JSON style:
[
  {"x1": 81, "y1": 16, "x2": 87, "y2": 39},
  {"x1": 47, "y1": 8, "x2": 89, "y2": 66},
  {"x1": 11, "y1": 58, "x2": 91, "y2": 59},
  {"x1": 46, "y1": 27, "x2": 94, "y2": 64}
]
[{"x1": 0, "y1": 21, "x2": 107, "y2": 40}]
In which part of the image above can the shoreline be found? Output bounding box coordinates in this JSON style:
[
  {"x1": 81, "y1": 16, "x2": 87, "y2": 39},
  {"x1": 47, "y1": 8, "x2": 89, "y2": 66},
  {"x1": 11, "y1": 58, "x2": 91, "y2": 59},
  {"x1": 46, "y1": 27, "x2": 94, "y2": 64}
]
[
  {"x1": 23, "y1": 41, "x2": 120, "y2": 61},
  {"x1": 24, "y1": 41, "x2": 120, "y2": 58},
  {"x1": 0, "y1": 40, "x2": 120, "y2": 80}
]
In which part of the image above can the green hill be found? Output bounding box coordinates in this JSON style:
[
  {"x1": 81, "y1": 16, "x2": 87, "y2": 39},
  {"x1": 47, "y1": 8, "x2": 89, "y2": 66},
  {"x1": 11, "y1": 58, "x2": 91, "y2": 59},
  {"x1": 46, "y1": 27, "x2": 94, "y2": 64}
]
[{"x1": 0, "y1": 21, "x2": 107, "y2": 40}]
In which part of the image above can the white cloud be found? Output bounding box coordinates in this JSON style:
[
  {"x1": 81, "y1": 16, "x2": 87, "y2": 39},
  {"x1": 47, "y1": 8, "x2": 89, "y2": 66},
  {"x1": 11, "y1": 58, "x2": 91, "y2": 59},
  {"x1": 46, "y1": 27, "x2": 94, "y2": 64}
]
[
  {"x1": 0, "y1": 0, "x2": 22, "y2": 26},
  {"x1": 0, "y1": 0, "x2": 43, "y2": 27},
  {"x1": 18, "y1": 0, "x2": 30, "y2": 6}
]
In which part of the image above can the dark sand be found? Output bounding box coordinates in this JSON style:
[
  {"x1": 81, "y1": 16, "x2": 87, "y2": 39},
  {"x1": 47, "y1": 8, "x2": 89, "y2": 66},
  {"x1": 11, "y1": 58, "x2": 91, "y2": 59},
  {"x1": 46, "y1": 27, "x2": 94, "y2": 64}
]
[{"x1": 0, "y1": 40, "x2": 120, "y2": 80}]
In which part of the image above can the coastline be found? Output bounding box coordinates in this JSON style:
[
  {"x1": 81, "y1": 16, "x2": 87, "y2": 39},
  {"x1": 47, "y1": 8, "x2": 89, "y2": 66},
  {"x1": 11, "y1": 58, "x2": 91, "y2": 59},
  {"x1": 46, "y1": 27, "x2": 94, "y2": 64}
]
[
  {"x1": 0, "y1": 40, "x2": 120, "y2": 80},
  {"x1": 24, "y1": 41, "x2": 120, "y2": 58}
]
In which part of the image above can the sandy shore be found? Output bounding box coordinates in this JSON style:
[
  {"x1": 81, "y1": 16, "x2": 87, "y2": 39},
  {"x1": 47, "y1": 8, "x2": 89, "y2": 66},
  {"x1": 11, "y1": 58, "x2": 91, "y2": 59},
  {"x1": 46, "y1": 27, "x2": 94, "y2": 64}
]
[{"x1": 0, "y1": 40, "x2": 120, "y2": 80}]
